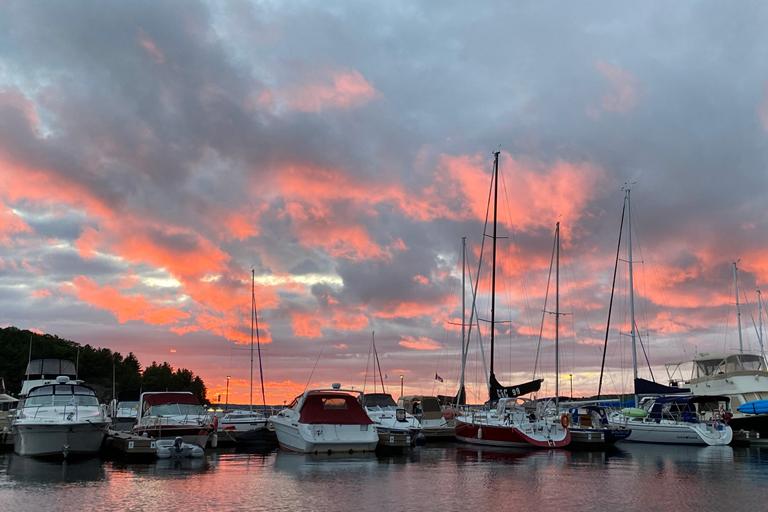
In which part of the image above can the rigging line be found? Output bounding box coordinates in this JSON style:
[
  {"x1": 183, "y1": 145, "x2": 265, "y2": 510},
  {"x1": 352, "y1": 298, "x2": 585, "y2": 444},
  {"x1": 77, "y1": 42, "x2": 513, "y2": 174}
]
[
  {"x1": 743, "y1": 289, "x2": 759, "y2": 351},
  {"x1": 598, "y1": 197, "x2": 625, "y2": 399},
  {"x1": 253, "y1": 270, "x2": 268, "y2": 411},
  {"x1": 635, "y1": 321, "x2": 655, "y2": 381},
  {"x1": 303, "y1": 342, "x2": 326, "y2": 394},
  {"x1": 465, "y1": 258, "x2": 490, "y2": 395},
  {"x1": 363, "y1": 332, "x2": 373, "y2": 394},
  {"x1": 532, "y1": 224, "x2": 557, "y2": 380},
  {"x1": 373, "y1": 331, "x2": 386, "y2": 394}
]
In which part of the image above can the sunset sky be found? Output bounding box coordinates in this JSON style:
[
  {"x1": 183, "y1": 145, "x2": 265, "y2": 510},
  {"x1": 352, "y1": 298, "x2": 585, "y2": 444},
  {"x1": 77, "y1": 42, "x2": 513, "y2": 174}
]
[{"x1": 1, "y1": 1, "x2": 768, "y2": 404}]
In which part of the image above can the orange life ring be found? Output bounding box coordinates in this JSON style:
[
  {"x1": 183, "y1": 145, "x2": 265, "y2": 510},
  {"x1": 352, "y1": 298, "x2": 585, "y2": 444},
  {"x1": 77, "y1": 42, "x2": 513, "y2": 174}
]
[{"x1": 560, "y1": 414, "x2": 570, "y2": 428}]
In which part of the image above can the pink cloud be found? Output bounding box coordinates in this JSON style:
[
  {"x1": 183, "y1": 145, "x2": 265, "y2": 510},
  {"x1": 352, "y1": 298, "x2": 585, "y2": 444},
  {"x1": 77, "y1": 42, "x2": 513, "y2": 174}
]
[
  {"x1": 594, "y1": 60, "x2": 638, "y2": 114},
  {"x1": 137, "y1": 29, "x2": 165, "y2": 65},
  {"x1": 280, "y1": 70, "x2": 378, "y2": 112},
  {"x1": 398, "y1": 335, "x2": 442, "y2": 351}
]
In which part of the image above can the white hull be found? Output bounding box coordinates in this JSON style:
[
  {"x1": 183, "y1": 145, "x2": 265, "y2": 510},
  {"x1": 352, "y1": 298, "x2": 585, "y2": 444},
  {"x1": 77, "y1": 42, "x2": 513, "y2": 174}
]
[
  {"x1": 610, "y1": 416, "x2": 732, "y2": 446},
  {"x1": 14, "y1": 422, "x2": 108, "y2": 457},
  {"x1": 270, "y1": 418, "x2": 378, "y2": 454}
]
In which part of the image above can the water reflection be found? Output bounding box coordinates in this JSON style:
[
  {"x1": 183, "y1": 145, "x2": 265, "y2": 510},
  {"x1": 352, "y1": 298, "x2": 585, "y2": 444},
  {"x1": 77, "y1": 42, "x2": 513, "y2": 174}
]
[{"x1": 2, "y1": 454, "x2": 106, "y2": 484}]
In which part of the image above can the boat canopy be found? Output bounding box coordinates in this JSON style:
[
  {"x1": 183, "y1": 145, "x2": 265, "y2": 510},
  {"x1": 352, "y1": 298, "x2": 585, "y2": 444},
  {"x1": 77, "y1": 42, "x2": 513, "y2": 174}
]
[
  {"x1": 361, "y1": 393, "x2": 397, "y2": 408},
  {"x1": 299, "y1": 392, "x2": 373, "y2": 425},
  {"x1": 693, "y1": 353, "x2": 766, "y2": 377},
  {"x1": 635, "y1": 377, "x2": 689, "y2": 395},
  {"x1": 141, "y1": 392, "x2": 200, "y2": 406},
  {"x1": 24, "y1": 359, "x2": 76, "y2": 377}
]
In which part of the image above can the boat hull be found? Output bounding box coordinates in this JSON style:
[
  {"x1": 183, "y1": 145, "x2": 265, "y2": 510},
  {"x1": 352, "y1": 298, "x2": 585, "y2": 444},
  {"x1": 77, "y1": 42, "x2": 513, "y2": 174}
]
[
  {"x1": 613, "y1": 418, "x2": 732, "y2": 446},
  {"x1": 14, "y1": 422, "x2": 108, "y2": 457},
  {"x1": 455, "y1": 419, "x2": 570, "y2": 448},
  {"x1": 568, "y1": 427, "x2": 630, "y2": 448},
  {"x1": 271, "y1": 419, "x2": 378, "y2": 454}
]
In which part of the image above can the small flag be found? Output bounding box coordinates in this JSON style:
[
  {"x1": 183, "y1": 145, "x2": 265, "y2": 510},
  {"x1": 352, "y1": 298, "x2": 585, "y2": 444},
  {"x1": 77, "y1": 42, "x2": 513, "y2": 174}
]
[{"x1": 435, "y1": 373, "x2": 444, "y2": 383}]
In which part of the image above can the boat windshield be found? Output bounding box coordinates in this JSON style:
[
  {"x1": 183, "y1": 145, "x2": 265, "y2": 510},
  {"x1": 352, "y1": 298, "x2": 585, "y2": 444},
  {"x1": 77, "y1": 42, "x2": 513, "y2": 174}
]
[
  {"x1": 696, "y1": 354, "x2": 766, "y2": 377},
  {"x1": 147, "y1": 403, "x2": 205, "y2": 416},
  {"x1": 362, "y1": 394, "x2": 397, "y2": 408},
  {"x1": 24, "y1": 384, "x2": 99, "y2": 407}
]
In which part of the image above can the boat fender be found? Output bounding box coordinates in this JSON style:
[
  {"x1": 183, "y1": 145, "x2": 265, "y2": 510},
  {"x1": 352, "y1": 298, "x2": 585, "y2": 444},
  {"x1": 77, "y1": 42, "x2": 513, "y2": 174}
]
[
  {"x1": 560, "y1": 414, "x2": 569, "y2": 429},
  {"x1": 212, "y1": 415, "x2": 219, "y2": 431},
  {"x1": 477, "y1": 427, "x2": 483, "y2": 440}
]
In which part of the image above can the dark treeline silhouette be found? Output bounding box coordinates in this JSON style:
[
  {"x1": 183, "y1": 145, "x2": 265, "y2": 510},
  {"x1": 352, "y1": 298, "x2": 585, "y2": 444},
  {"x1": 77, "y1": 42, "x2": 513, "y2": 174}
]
[{"x1": 0, "y1": 326, "x2": 207, "y2": 404}]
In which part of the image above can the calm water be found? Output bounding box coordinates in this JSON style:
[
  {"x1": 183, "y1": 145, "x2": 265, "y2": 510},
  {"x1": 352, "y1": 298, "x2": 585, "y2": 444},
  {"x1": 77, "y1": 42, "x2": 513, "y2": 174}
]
[{"x1": 1, "y1": 444, "x2": 768, "y2": 511}]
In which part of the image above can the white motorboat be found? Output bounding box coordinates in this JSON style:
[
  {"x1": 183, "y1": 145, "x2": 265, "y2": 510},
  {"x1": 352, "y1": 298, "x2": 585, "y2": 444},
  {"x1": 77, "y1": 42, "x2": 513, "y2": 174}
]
[
  {"x1": 133, "y1": 391, "x2": 214, "y2": 448},
  {"x1": 609, "y1": 395, "x2": 733, "y2": 446},
  {"x1": 269, "y1": 384, "x2": 379, "y2": 454},
  {"x1": 219, "y1": 409, "x2": 276, "y2": 444},
  {"x1": 156, "y1": 436, "x2": 205, "y2": 458},
  {"x1": 362, "y1": 393, "x2": 421, "y2": 449},
  {"x1": 13, "y1": 376, "x2": 110, "y2": 457}
]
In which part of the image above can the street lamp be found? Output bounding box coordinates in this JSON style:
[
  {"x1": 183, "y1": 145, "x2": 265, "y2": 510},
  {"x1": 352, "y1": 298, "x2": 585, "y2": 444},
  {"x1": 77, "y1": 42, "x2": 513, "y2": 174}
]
[
  {"x1": 569, "y1": 373, "x2": 573, "y2": 400},
  {"x1": 225, "y1": 375, "x2": 231, "y2": 411},
  {"x1": 400, "y1": 375, "x2": 404, "y2": 398}
]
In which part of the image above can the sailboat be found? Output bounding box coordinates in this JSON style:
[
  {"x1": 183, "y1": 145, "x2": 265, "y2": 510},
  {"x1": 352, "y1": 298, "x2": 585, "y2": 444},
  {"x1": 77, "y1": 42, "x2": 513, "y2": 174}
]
[
  {"x1": 454, "y1": 151, "x2": 570, "y2": 448},
  {"x1": 218, "y1": 269, "x2": 277, "y2": 445},
  {"x1": 605, "y1": 187, "x2": 733, "y2": 446}
]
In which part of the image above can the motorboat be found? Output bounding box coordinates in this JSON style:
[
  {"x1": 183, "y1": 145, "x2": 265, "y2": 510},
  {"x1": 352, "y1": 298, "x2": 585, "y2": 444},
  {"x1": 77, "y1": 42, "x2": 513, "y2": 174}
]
[
  {"x1": 110, "y1": 400, "x2": 139, "y2": 432},
  {"x1": 133, "y1": 391, "x2": 214, "y2": 448},
  {"x1": 455, "y1": 397, "x2": 571, "y2": 448},
  {"x1": 269, "y1": 384, "x2": 379, "y2": 454},
  {"x1": 398, "y1": 395, "x2": 455, "y2": 440},
  {"x1": 564, "y1": 404, "x2": 630, "y2": 448},
  {"x1": 156, "y1": 436, "x2": 205, "y2": 458},
  {"x1": 13, "y1": 376, "x2": 110, "y2": 457},
  {"x1": 361, "y1": 393, "x2": 422, "y2": 449},
  {"x1": 218, "y1": 409, "x2": 276, "y2": 445},
  {"x1": 667, "y1": 352, "x2": 768, "y2": 439},
  {"x1": 608, "y1": 395, "x2": 733, "y2": 446}
]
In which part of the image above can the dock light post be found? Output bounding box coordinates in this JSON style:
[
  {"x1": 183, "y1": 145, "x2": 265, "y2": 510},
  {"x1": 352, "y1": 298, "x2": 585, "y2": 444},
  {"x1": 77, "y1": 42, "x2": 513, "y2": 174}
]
[
  {"x1": 400, "y1": 375, "x2": 404, "y2": 397},
  {"x1": 225, "y1": 375, "x2": 231, "y2": 410},
  {"x1": 569, "y1": 374, "x2": 573, "y2": 400}
]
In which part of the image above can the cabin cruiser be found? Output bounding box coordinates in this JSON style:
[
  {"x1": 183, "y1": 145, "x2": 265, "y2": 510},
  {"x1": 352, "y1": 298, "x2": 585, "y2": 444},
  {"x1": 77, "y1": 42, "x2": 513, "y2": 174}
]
[
  {"x1": 218, "y1": 409, "x2": 276, "y2": 445},
  {"x1": 269, "y1": 384, "x2": 379, "y2": 454},
  {"x1": 455, "y1": 397, "x2": 571, "y2": 448},
  {"x1": 13, "y1": 376, "x2": 109, "y2": 457},
  {"x1": 608, "y1": 395, "x2": 733, "y2": 445},
  {"x1": 666, "y1": 352, "x2": 768, "y2": 438},
  {"x1": 398, "y1": 395, "x2": 455, "y2": 440},
  {"x1": 564, "y1": 404, "x2": 630, "y2": 448},
  {"x1": 361, "y1": 393, "x2": 422, "y2": 449},
  {"x1": 133, "y1": 392, "x2": 214, "y2": 448}
]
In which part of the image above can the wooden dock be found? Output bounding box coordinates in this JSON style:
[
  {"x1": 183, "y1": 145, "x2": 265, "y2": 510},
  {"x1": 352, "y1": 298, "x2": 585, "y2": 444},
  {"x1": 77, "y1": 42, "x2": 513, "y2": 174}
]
[{"x1": 104, "y1": 429, "x2": 157, "y2": 458}]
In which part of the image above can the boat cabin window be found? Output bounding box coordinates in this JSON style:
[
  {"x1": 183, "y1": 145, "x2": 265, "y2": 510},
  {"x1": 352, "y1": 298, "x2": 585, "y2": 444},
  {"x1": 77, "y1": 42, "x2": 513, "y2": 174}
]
[
  {"x1": 362, "y1": 394, "x2": 397, "y2": 408},
  {"x1": 736, "y1": 355, "x2": 765, "y2": 372},
  {"x1": 322, "y1": 398, "x2": 348, "y2": 410},
  {"x1": 695, "y1": 359, "x2": 724, "y2": 378},
  {"x1": 147, "y1": 403, "x2": 205, "y2": 416},
  {"x1": 24, "y1": 385, "x2": 99, "y2": 407}
]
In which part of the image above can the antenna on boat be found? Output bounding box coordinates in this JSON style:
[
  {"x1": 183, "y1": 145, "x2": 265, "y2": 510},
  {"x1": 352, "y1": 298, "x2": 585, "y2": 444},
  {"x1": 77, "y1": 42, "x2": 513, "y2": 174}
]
[
  {"x1": 733, "y1": 261, "x2": 744, "y2": 354},
  {"x1": 759, "y1": 289, "x2": 765, "y2": 363},
  {"x1": 372, "y1": 331, "x2": 386, "y2": 393},
  {"x1": 456, "y1": 236, "x2": 467, "y2": 405}
]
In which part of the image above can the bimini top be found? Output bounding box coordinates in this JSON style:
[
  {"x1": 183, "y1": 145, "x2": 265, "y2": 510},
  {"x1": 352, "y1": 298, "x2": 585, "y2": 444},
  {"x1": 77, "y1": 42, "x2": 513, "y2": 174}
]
[
  {"x1": 141, "y1": 392, "x2": 200, "y2": 407},
  {"x1": 299, "y1": 391, "x2": 373, "y2": 425},
  {"x1": 24, "y1": 359, "x2": 76, "y2": 377}
]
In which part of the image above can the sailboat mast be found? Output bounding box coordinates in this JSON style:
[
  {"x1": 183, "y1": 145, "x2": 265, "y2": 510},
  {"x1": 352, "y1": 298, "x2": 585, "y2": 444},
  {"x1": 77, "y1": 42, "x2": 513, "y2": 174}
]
[
  {"x1": 759, "y1": 289, "x2": 765, "y2": 362},
  {"x1": 489, "y1": 151, "x2": 500, "y2": 378},
  {"x1": 458, "y1": 236, "x2": 467, "y2": 400},
  {"x1": 625, "y1": 188, "x2": 639, "y2": 407},
  {"x1": 250, "y1": 269, "x2": 255, "y2": 413},
  {"x1": 734, "y1": 262, "x2": 744, "y2": 354},
  {"x1": 254, "y1": 270, "x2": 268, "y2": 411},
  {"x1": 555, "y1": 222, "x2": 560, "y2": 409}
]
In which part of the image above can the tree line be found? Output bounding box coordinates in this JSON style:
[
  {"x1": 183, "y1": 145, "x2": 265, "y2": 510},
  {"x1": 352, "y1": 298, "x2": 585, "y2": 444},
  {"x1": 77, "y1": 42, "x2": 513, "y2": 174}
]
[{"x1": 0, "y1": 326, "x2": 207, "y2": 404}]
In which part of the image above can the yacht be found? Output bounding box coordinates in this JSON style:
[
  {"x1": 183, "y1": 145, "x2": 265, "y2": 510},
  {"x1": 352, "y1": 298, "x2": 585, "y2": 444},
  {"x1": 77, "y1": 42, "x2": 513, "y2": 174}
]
[
  {"x1": 133, "y1": 391, "x2": 214, "y2": 448},
  {"x1": 564, "y1": 404, "x2": 630, "y2": 448},
  {"x1": 609, "y1": 395, "x2": 733, "y2": 445},
  {"x1": 456, "y1": 397, "x2": 571, "y2": 448},
  {"x1": 667, "y1": 352, "x2": 768, "y2": 438},
  {"x1": 269, "y1": 384, "x2": 379, "y2": 454},
  {"x1": 13, "y1": 376, "x2": 110, "y2": 457},
  {"x1": 362, "y1": 393, "x2": 421, "y2": 449}
]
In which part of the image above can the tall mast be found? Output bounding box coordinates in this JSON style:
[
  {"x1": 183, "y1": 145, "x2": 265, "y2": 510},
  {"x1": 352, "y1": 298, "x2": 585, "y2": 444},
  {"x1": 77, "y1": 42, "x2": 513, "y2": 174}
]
[
  {"x1": 254, "y1": 269, "x2": 267, "y2": 411},
  {"x1": 555, "y1": 222, "x2": 560, "y2": 409},
  {"x1": 458, "y1": 236, "x2": 467, "y2": 400},
  {"x1": 489, "y1": 151, "x2": 500, "y2": 378},
  {"x1": 759, "y1": 289, "x2": 765, "y2": 362},
  {"x1": 734, "y1": 262, "x2": 744, "y2": 354},
  {"x1": 625, "y1": 187, "x2": 639, "y2": 407},
  {"x1": 250, "y1": 269, "x2": 255, "y2": 412}
]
